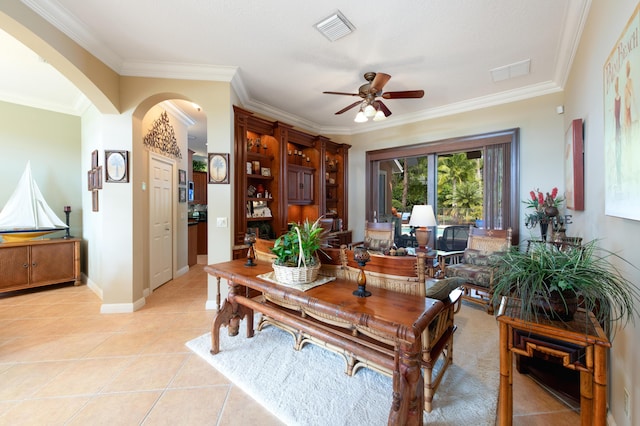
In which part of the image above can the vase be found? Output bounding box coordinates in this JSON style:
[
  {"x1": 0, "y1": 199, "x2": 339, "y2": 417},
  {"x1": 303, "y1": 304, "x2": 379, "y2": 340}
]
[
  {"x1": 534, "y1": 290, "x2": 578, "y2": 321},
  {"x1": 540, "y1": 222, "x2": 548, "y2": 241}
]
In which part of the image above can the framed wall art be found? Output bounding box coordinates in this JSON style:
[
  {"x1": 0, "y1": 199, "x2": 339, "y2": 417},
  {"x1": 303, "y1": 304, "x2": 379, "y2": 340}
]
[
  {"x1": 208, "y1": 153, "x2": 229, "y2": 184},
  {"x1": 564, "y1": 118, "x2": 584, "y2": 210},
  {"x1": 178, "y1": 169, "x2": 187, "y2": 186},
  {"x1": 105, "y1": 150, "x2": 129, "y2": 183},
  {"x1": 604, "y1": 3, "x2": 640, "y2": 221},
  {"x1": 179, "y1": 187, "x2": 187, "y2": 203}
]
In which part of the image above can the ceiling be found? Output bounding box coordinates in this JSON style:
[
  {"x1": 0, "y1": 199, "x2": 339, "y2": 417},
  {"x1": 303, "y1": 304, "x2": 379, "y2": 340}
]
[{"x1": 1, "y1": 1, "x2": 590, "y2": 157}]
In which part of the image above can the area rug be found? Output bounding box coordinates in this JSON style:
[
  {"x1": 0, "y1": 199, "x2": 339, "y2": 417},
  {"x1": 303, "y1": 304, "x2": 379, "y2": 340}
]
[{"x1": 186, "y1": 303, "x2": 499, "y2": 426}]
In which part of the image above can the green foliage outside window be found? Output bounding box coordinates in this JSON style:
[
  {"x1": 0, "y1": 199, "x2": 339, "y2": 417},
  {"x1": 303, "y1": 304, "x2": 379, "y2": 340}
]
[{"x1": 391, "y1": 152, "x2": 483, "y2": 224}]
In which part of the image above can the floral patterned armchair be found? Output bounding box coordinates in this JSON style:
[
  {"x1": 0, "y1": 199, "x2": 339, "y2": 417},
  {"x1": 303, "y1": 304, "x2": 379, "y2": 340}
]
[{"x1": 439, "y1": 226, "x2": 512, "y2": 314}]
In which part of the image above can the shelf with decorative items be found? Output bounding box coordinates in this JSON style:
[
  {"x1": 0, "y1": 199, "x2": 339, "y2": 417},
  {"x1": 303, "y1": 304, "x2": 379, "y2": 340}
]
[
  {"x1": 281, "y1": 126, "x2": 319, "y2": 225},
  {"x1": 233, "y1": 106, "x2": 281, "y2": 248},
  {"x1": 233, "y1": 106, "x2": 351, "y2": 257},
  {"x1": 319, "y1": 138, "x2": 351, "y2": 232},
  {"x1": 245, "y1": 139, "x2": 276, "y2": 236}
]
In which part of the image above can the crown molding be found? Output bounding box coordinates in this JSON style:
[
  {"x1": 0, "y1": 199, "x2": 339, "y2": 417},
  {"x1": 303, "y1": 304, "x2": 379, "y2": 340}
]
[{"x1": 121, "y1": 61, "x2": 237, "y2": 82}]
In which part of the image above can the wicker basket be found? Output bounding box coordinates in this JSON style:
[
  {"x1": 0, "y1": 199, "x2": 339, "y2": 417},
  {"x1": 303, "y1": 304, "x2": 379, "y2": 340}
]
[{"x1": 272, "y1": 262, "x2": 321, "y2": 285}]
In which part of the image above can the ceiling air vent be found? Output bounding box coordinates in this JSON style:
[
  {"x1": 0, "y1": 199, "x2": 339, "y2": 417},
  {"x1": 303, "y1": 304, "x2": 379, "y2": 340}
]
[
  {"x1": 490, "y1": 59, "x2": 531, "y2": 82},
  {"x1": 315, "y1": 11, "x2": 355, "y2": 42}
]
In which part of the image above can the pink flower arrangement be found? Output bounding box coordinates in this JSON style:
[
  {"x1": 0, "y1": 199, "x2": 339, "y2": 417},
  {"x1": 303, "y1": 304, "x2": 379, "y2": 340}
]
[{"x1": 524, "y1": 187, "x2": 564, "y2": 212}]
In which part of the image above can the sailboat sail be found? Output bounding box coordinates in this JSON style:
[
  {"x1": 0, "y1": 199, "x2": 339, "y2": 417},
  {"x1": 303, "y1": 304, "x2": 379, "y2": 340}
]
[{"x1": 0, "y1": 162, "x2": 67, "y2": 240}]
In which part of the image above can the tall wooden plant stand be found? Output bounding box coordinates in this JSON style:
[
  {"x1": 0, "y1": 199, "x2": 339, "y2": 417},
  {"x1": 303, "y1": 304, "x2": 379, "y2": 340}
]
[{"x1": 496, "y1": 297, "x2": 610, "y2": 426}]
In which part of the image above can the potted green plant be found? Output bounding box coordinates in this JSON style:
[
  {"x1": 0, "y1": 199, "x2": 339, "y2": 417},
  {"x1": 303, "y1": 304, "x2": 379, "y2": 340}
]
[
  {"x1": 491, "y1": 240, "x2": 640, "y2": 337},
  {"x1": 270, "y1": 218, "x2": 327, "y2": 284}
]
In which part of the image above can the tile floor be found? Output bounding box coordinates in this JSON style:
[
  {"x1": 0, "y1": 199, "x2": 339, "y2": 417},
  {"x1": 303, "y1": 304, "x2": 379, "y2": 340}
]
[{"x1": 0, "y1": 263, "x2": 579, "y2": 425}]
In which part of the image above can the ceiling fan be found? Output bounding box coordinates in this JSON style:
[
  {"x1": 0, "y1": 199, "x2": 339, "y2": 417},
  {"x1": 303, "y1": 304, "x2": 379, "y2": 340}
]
[{"x1": 323, "y1": 72, "x2": 424, "y2": 122}]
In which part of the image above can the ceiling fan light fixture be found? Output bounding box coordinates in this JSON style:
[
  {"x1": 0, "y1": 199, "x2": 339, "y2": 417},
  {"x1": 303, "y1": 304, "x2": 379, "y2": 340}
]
[
  {"x1": 354, "y1": 107, "x2": 368, "y2": 123},
  {"x1": 373, "y1": 109, "x2": 386, "y2": 121},
  {"x1": 364, "y1": 103, "x2": 376, "y2": 118}
]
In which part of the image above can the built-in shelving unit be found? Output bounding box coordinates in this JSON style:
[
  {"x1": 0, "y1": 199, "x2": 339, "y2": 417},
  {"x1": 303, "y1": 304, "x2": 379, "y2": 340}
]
[{"x1": 232, "y1": 106, "x2": 350, "y2": 253}]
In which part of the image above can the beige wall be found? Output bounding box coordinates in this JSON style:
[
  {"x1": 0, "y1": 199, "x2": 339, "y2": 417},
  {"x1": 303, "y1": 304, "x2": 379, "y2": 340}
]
[
  {"x1": 0, "y1": 101, "x2": 82, "y2": 239},
  {"x1": 564, "y1": 1, "x2": 640, "y2": 424}
]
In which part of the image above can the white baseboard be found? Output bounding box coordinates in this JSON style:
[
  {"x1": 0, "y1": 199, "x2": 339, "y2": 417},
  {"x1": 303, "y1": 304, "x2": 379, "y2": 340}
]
[
  {"x1": 100, "y1": 296, "x2": 146, "y2": 313},
  {"x1": 84, "y1": 274, "x2": 103, "y2": 300}
]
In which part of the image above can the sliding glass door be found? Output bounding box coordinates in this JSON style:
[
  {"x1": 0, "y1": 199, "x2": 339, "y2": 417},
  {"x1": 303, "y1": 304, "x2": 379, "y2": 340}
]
[{"x1": 365, "y1": 128, "x2": 519, "y2": 244}]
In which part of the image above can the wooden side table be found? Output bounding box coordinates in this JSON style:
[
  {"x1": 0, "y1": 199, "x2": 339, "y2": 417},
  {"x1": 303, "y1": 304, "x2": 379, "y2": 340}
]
[{"x1": 496, "y1": 297, "x2": 611, "y2": 426}]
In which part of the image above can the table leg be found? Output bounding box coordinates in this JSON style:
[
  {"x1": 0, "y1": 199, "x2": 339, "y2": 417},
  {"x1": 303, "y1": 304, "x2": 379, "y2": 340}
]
[
  {"x1": 498, "y1": 321, "x2": 513, "y2": 426},
  {"x1": 580, "y1": 370, "x2": 593, "y2": 426},
  {"x1": 388, "y1": 341, "x2": 424, "y2": 426},
  {"x1": 215, "y1": 276, "x2": 221, "y2": 312},
  {"x1": 210, "y1": 281, "x2": 253, "y2": 355},
  {"x1": 592, "y1": 344, "x2": 607, "y2": 426}
]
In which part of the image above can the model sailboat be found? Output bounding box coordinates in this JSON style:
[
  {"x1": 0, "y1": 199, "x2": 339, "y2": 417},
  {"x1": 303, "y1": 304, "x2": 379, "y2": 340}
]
[{"x1": 0, "y1": 161, "x2": 67, "y2": 242}]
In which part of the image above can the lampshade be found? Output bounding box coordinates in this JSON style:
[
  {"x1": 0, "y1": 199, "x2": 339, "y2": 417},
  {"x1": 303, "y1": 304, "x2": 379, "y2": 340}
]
[
  {"x1": 408, "y1": 205, "x2": 437, "y2": 251},
  {"x1": 373, "y1": 109, "x2": 386, "y2": 121},
  {"x1": 364, "y1": 103, "x2": 377, "y2": 118},
  {"x1": 408, "y1": 205, "x2": 437, "y2": 227},
  {"x1": 354, "y1": 106, "x2": 368, "y2": 123}
]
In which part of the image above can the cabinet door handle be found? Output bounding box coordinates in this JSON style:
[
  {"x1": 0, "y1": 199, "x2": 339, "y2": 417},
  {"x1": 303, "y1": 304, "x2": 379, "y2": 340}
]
[
  {"x1": 23, "y1": 263, "x2": 28, "y2": 268},
  {"x1": 32, "y1": 262, "x2": 37, "y2": 267}
]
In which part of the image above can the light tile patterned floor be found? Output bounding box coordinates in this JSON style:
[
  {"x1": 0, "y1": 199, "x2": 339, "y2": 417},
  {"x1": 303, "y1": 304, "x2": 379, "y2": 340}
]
[{"x1": 0, "y1": 264, "x2": 579, "y2": 425}]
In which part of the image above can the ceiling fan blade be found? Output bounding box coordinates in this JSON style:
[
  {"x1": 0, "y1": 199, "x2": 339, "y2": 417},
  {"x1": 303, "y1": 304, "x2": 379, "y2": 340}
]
[
  {"x1": 335, "y1": 100, "x2": 362, "y2": 115},
  {"x1": 370, "y1": 73, "x2": 391, "y2": 93},
  {"x1": 323, "y1": 91, "x2": 360, "y2": 96},
  {"x1": 375, "y1": 100, "x2": 392, "y2": 117},
  {"x1": 381, "y1": 90, "x2": 425, "y2": 99}
]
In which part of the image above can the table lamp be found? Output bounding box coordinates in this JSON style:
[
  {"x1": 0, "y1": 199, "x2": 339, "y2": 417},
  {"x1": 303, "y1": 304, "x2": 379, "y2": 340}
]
[{"x1": 408, "y1": 205, "x2": 437, "y2": 251}]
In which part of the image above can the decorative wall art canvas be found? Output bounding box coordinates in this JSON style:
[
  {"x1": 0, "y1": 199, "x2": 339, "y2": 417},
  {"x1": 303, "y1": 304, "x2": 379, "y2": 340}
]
[
  {"x1": 604, "y1": 3, "x2": 640, "y2": 221},
  {"x1": 564, "y1": 119, "x2": 584, "y2": 210}
]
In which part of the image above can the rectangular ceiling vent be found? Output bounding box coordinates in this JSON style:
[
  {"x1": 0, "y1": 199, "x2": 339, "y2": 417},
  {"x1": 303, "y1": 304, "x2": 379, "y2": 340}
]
[
  {"x1": 315, "y1": 10, "x2": 355, "y2": 42},
  {"x1": 490, "y1": 59, "x2": 531, "y2": 82}
]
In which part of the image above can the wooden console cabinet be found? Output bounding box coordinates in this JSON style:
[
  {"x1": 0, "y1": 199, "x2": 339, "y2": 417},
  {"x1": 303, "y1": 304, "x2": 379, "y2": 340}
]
[{"x1": 0, "y1": 238, "x2": 81, "y2": 292}]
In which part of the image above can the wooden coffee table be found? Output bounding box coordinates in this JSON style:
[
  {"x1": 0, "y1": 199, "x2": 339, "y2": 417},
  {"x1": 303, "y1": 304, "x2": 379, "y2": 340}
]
[{"x1": 205, "y1": 259, "x2": 445, "y2": 426}]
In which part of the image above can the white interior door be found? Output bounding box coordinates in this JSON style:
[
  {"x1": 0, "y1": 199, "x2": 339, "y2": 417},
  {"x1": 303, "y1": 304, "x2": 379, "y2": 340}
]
[{"x1": 150, "y1": 155, "x2": 173, "y2": 290}]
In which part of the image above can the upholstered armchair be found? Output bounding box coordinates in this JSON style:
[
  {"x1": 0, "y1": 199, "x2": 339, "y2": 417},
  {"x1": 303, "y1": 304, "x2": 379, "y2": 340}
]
[
  {"x1": 440, "y1": 226, "x2": 512, "y2": 314},
  {"x1": 351, "y1": 221, "x2": 395, "y2": 253}
]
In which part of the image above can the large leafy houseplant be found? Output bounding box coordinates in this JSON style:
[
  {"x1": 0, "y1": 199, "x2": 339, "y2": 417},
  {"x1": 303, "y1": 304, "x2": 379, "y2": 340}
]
[{"x1": 491, "y1": 240, "x2": 640, "y2": 338}]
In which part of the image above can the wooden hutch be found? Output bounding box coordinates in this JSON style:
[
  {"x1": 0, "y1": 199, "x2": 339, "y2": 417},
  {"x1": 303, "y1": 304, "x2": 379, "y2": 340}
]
[{"x1": 233, "y1": 106, "x2": 350, "y2": 257}]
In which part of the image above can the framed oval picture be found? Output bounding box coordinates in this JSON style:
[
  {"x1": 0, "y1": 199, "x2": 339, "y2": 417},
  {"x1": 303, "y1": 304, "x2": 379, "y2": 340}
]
[
  {"x1": 105, "y1": 150, "x2": 129, "y2": 182},
  {"x1": 208, "y1": 152, "x2": 229, "y2": 184}
]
